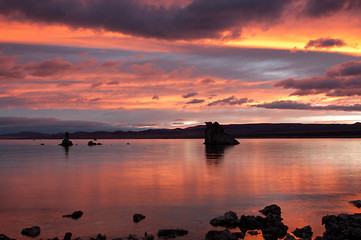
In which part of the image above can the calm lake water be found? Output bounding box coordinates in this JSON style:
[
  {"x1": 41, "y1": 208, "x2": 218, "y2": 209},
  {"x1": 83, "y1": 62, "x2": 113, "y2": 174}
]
[{"x1": 1, "y1": 139, "x2": 361, "y2": 239}]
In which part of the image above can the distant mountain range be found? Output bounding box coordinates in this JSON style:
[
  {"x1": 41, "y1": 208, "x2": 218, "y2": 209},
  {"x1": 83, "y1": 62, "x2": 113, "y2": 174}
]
[{"x1": 1, "y1": 123, "x2": 361, "y2": 139}]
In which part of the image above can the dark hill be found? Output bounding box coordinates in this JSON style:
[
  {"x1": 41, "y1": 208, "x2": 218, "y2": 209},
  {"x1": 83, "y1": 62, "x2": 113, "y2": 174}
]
[{"x1": 1, "y1": 123, "x2": 361, "y2": 139}]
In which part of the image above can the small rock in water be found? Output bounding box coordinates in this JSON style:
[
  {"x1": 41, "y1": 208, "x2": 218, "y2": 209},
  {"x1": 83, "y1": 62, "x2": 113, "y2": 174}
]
[
  {"x1": 21, "y1": 226, "x2": 41, "y2": 237},
  {"x1": 205, "y1": 230, "x2": 238, "y2": 240},
  {"x1": 157, "y1": 229, "x2": 188, "y2": 238},
  {"x1": 63, "y1": 210, "x2": 83, "y2": 219},
  {"x1": 349, "y1": 200, "x2": 361, "y2": 208},
  {"x1": 210, "y1": 211, "x2": 238, "y2": 228},
  {"x1": 0, "y1": 234, "x2": 15, "y2": 240},
  {"x1": 133, "y1": 213, "x2": 146, "y2": 223},
  {"x1": 292, "y1": 225, "x2": 313, "y2": 240},
  {"x1": 63, "y1": 232, "x2": 72, "y2": 240}
]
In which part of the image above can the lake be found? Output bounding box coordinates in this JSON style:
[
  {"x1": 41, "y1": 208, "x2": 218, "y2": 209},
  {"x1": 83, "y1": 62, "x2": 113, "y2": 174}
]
[{"x1": 0, "y1": 139, "x2": 361, "y2": 239}]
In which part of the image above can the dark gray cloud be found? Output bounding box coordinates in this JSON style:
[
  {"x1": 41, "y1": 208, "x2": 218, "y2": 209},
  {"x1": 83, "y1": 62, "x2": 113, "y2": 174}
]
[
  {"x1": 254, "y1": 100, "x2": 361, "y2": 112},
  {"x1": 152, "y1": 95, "x2": 159, "y2": 100},
  {"x1": 186, "y1": 98, "x2": 204, "y2": 104},
  {"x1": 208, "y1": 96, "x2": 249, "y2": 106},
  {"x1": 305, "y1": 38, "x2": 346, "y2": 49},
  {"x1": 275, "y1": 60, "x2": 361, "y2": 97},
  {"x1": 182, "y1": 92, "x2": 198, "y2": 98},
  {"x1": 0, "y1": 0, "x2": 291, "y2": 40},
  {"x1": 302, "y1": 0, "x2": 361, "y2": 17}
]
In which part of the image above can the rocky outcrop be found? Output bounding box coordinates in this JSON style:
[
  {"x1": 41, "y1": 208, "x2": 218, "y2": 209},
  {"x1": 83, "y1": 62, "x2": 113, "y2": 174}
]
[
  {"x1": 204, "y1": 122, "x2": 239, "y2": 145},
  {"x1": 60, "y1": 132, "x2": 73, "y2": 147},
  {"x1": 210, "y1": 204, "x2": 287, "y2": 240},
  {"x1": 21, "y1": 226, "x2": 41, "y2": 237},
  {"x1": 321, "y1": 213, "x2": 361, "y2": 240},
  {"x1": 63, "y1": 210, "x2": 83, "y2": 219}
]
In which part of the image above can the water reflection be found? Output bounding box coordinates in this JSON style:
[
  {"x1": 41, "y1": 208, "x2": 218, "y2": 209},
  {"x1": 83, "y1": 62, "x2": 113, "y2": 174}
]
[
  {"x1": 205, "y1": 144, "x2": 232, "y2": 165},
  {"x1": 1, "y1": 139, "x2": 361, "y2": 240}
]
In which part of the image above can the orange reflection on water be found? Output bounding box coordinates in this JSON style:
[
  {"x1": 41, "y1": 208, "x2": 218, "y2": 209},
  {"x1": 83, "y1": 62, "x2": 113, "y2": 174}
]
[{"x1": 1, "y1": 139, "x2": 361, "y2": 239}]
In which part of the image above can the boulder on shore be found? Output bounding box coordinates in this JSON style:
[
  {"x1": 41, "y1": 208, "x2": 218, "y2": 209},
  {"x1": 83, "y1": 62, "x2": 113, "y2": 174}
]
[{"x1": 204, "y1": 122, "x2": 239, "y2": 145}]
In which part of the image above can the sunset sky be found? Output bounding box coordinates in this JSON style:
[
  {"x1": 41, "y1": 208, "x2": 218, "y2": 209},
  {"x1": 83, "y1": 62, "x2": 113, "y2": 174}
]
[{"x1": 1, "y1": 0, "x2": 361, "y2": 133}]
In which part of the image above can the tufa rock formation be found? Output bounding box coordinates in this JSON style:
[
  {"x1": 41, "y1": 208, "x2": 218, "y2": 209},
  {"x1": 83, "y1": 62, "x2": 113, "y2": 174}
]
[
  {"x1": 60, "y1": 132, "x2": 73, "y2": 147},
  {"x1": 204, "y1": 122, "x2": 239, "y2": 145}
]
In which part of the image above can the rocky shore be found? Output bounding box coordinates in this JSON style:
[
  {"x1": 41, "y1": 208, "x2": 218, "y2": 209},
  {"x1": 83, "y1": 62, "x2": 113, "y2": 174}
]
[{"x1": 1, "y1": 201, "x2": 361, "y2": 240}]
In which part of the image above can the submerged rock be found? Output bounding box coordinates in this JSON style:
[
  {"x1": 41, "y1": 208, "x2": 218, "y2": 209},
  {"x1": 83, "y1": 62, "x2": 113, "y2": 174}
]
[
  {"x1": 292, "y1": 225, "x2": 313, "y2": 240},
  {"x1": 204, "y1": 122, "x2": 239, "y2": 145},
  {"x1": 133, "y1": 214, "x2": 146, "y2": 223},
  {"x1": 157, "y1": 229, "x2": 188, "y2": 238},
  {"x1": 63, "y1": 210, "x2": 83, "y2": 219},
  {"x1": 21, "y1": 226, "x2": 41, "y2": 238},
  {"x1": 60, "y1": 132, "x2": 73, "y2": 147},
  {"x1": 210, "y1": 211, "x2": 238, "y2": 228}
]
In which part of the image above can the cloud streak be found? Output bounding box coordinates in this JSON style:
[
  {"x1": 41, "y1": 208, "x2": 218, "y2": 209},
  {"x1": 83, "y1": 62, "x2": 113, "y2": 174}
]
[
  {"x1": 207, "y1": 96, "x2": 249, "y2": 106},
  {"x1": 254, "y1": 100, "x2": 361, "y2": 112}
]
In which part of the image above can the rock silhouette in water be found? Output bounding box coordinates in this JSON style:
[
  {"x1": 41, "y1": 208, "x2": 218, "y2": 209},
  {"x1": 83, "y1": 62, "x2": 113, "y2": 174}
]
[
  {"x1": 204, "y1": 122, "x2": 239, "y2": 145},
  {"x1": 60, "y1": 132, "x2": 73, "y2": 147}
]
